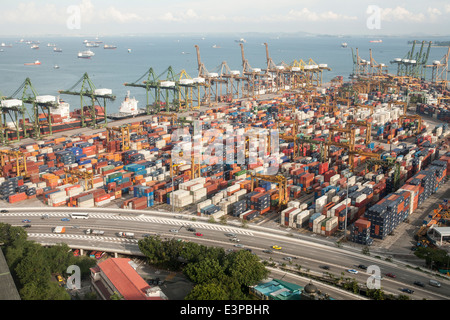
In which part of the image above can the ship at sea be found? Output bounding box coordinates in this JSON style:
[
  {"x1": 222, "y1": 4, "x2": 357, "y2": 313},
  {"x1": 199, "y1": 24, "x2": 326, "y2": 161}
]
[
  {"x1": 235, "y1": 38, "x2": 246, "y2": 43},
  {"x1": 53, "y1": 47, "x2": 62, "y2": 53},
  {"x1": 104, "y1": 44, "x2": 117, "y2": 49},
  {"x1": 2, "y1": 98, "x2": 105, "y2": 140},
  {"x1": 78, "y1": 50, "x2": 95, "y2": 59},
  {"x1": 341, "y1": 42, "x2": 348, "y2": 48},
  {"x1": 370, "y1": 39, "x2": 382, "y2": 43},
  {"x1": 107, "y1": 91, "x2": 146, "y2": 120}
]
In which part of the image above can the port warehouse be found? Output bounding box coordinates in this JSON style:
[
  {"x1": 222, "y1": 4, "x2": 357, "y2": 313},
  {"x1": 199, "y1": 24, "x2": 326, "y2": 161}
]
[{"x1": 1, "y1": 74, "x2": 450, "y2": 245}]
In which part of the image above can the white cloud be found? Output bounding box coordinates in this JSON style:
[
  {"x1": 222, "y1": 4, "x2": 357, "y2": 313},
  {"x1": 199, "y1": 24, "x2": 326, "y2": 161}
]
[
  {"x1": 380, "y1": 6, "x2": 425, "y2": 22},
  {"x1": 286, "y1": 8, "x2": 357, "y2": 22},
  {"x1": 101, "y1": 7, "x2": 144, "y2": 23},
  {"x1": 427, "y1": 7, "x2": 442, "y2": 21}
]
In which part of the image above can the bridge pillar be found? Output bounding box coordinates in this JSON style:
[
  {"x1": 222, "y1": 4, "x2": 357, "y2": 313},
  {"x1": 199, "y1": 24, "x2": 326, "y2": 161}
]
[
  {"x1": 80, "y1": 249, "x2": 84, "y2": 255},
  {"x1": 114, "y1": 252, "x2": 118, "y2": 258}
]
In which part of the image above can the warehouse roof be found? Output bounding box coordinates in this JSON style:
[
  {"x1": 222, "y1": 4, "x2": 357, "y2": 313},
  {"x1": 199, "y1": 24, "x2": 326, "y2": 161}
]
[{"x1": 430, "y1": 227, "x2": 450, "y2": 237}]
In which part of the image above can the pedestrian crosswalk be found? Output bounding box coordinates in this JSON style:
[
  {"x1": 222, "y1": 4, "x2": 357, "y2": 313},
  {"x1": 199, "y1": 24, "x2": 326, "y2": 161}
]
[
  {"x1": 5, "y1": 212, "x2": 254, "y2": 236},
  {"x1": 27, "y1": 233, "x2": 139, "y2": 244}
]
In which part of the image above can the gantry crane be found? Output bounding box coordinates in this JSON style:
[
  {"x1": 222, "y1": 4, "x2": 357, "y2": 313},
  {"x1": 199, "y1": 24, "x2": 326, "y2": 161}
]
[
  {"x1": 195, "y1": 45, "x2": 227, "y2": 106},
  {"x1": 365, "y1": 157, "x2": 401, "y2": 191},
  {"x1": 218, "y1": 61, "x2": 247, "y2": 102},
  {"x1": 398, "y1": 114, "x2": 423, "y2": 135},
  {"x1": 239, "y1": 43, "x2": 265, "y2": 99},
  {"x1": 353, "y1": 103, "x2": 375, "y2": 116},
  {"x1": 59, "y1": 73, "x2": 115, "y2": 128},
  {"x1": 0, "y1": 149, "x2": 28, "y2": 178},
  {"x1": 346, "y1": 120, "x2": 372, "y2": 144},
  {"x1": 63, "y1": 168, "x2": 94, "y2": 191},
  {"x1": 250, "y1": 173, "x2": 288, "y2": 210},
  {"x1": 158, "y1": 112, "x2": 178, "y2": 126},
  {"x1": 426, "y1": 46, "x2": 450, "y2": 89},
  {"x1": 106, "y1": 125, "x2": 131, "y2": 151}
]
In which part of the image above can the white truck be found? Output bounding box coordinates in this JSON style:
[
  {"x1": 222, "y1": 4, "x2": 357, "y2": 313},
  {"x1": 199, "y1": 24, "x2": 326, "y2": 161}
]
[
  {"x1": 85, "y1": 229, "x2": 105, "y2": 236},
  {"x1": 117, "y1": 232, "x2": 135, "y2": 239},
  {"x1": 53, "y1": 226, "x2": 66, "y2": 234}
]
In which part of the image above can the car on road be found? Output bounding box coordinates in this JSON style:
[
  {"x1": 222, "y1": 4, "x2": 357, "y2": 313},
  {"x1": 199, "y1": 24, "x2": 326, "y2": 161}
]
[
  {"x1": 272, "y1": 245, "x2": 282, "y2": 250},
  {"x1": 61, "y1": 218, "x2": 70, "y2": 222},
  {"x1": 229, "y1": 238, "x2": 240, "y2": 242},
  {"x1": 283, "y1": 257, "x2": 293, "y2": 261},
  {"x1": 142, "y1": 234, "x2": 152, "y2": 238},
  {"x1": 22, "y1": 219, "x2": 31, "y2": 223},
  {"x1": 413, "y1": 281, "x2": 425, "y2": 287},
  {"x1": 187, "y1": 226, "x2": 196, "y2": 232},
  {"x1": 262, "y1": 249, "x2": 273, "y2": 254},
  {"x1": 225, "y1": 233, "x2": 237, "y2": 237},
  {"x1": 400, "y1": 288, "x2": 414, "y2": 294},
  {"x1": 385, "y1": 273, "x2": 396, "y2": 278},
  {"x1": 72, "y1": 225, "x2": 80, "y2": 229},
  {"x1": 22, "y1": 224, "x2": 31, "y2": 228},
  {"x1": 429, "y1": 280, "x2": 441, "y2": 287},
  {"x1": 195, "y1": 233, "x2": 203, "y2": 237},
  {"x1": 1, "y1": 209, "x2": 8, "y2": 213},
  {"x1": 347, "y1": 269, "x2": 359, "y2": 274},
  {"x1": 319, "y1": 265, "x2": 330, "y2": 270},
  {"x1": 357, "y1": 264, "x2": 367, "y2": 270},
  {"x1": 170, "y1": 229, "x2": 179, "y2": 233},
  {"x1": 234, "y1": 244, "x2": 244, "y2": 248},
  {"x1": 41, "y1": 214, "x2": 49, "y2": 219}
]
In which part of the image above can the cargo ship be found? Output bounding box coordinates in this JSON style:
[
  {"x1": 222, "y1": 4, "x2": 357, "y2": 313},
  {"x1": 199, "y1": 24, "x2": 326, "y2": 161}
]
[
  {"x1": 370, "y1": 39, "x2": 382, "y2": 43},
  {"x1": 24, "y1": 60, "x2": 41, "y2": 66},
  {"x1": 53, "y1": 47, "x2": 62, "y2": 53},
  {"x1": 107, "y1": 91, "x2": 147, "y2": 120},
  {"x1": 104, "y1": 45, "x2": 117, "y2": 49},
  {"x1": 2, "y1": 98, "x2": 105, "y2": 140},
  {"x1": 78, "y1": 50, "x2": 95, "y2": 59}
]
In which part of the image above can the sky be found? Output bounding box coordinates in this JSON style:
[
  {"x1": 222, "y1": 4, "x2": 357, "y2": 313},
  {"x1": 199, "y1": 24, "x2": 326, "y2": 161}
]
[{"x1": 1, "y1": 0, "x2": 450, "y2": 36}]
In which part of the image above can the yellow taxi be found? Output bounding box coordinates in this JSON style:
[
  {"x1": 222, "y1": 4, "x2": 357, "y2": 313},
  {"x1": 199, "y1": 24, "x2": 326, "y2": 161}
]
[{"x1": 272, "y1": 245, "x2": 282, "y2": 250}]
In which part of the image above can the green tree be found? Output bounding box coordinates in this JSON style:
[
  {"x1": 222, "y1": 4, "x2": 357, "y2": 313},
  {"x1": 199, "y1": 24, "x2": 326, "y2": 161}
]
[
  {"x1": 185, "y1": 281, "x2": 230, "y2": 300},
  {"x1": 0, "y1": 223, "x2": 28, "y2": 246},
  {"x1": 224, "y1": 250, "x2": 269, "y2": 287},
  {"x1": 184, "y1": 258, "x2": 226, "y2": 284},
  {"x1": 45, "y1": 243, "x2": 74, "y2": 275}
]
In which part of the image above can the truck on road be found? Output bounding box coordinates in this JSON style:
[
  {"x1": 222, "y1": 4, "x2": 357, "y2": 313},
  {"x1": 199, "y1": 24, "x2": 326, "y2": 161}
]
[
  {"x1": 117, "y1": 232, "x2": 135, "y2": 239},
  {"x1": 53, "y1": 226, "x2": 66, "y2": 234},
  {"x1": 85, "y1": 229, "x2": 105, "y2": 236}
]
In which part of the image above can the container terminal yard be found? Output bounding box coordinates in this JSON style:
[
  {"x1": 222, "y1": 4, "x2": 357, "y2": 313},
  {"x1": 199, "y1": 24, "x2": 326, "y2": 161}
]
[{"x1": 1, "y1": 41, "x2": 450, "y2": 300}]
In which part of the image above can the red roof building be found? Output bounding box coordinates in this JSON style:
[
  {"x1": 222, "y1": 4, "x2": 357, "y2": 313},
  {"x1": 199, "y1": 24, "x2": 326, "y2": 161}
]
[{"x1": 90, "y1": 258, "x2": 167, "y2": 300}]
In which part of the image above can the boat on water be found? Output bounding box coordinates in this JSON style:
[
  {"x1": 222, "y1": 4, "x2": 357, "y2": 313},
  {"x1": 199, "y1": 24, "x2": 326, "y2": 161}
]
[
  {"x1": 212, "y1": 44, "x2": 221, "y2": 48},
  {"x1": 47, "y1": 43, "x2": 56, "y2": 47},
  {"x1": 1, "y1": 43, "x2": 12, "y2": 48},
  {"x1": 370, "y1": 40, "x2": 382, "y2": 43},
  {"x1": 341, "y1": 42, "x2": 348, "y2": 48},
  {"x1": 107, "y1": 91, "x2": 146, "y2": 120},
  {"x1": 54, "y1": 47, "x2": 62, "y2": 53},
  {"x1": 128, "y1": 49, "x2": 132, "y2": 53},
  {"x1": 104, "y1": 45, "x2": 117, "y2": 49},
  {"x1": 78, "y1": 50, "x2": 95, "y2": 59},
  {"x1": 24, "y1": 60, "x2": 41, "y2": 66},
  {"x1": 31, "y1": 45, "x2": 39, "y2": 50},
  {"x1": 235, "y1": 38, "x2": 246, "y2": 43},
  {"x1": 54, "y1": 65, "x2": 60, "y2": 69},
  {"x1": 85, "y1": 42, "x2": 100, "y2": 48},
  {"x1": 2, "y1": 98, "x2": 105, "y2": 140}
]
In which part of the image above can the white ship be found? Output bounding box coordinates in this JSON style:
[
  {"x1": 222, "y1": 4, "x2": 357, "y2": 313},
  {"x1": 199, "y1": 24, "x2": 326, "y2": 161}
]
[
  {"x1": 107, "y1": 91, "x2": 146, "y2": 120},
  {"x1": 85, "y1": 41, "x2": 100, "y2": 47},
  {"x1": 78, "y1": 50, "x2": 95, "y2": 59},
  {"x1": 341, "y1": 42, "x2": 348, "y2": 48},
  {"x1": 235, "y1": 38, "x2": 246, "y2": 43}
]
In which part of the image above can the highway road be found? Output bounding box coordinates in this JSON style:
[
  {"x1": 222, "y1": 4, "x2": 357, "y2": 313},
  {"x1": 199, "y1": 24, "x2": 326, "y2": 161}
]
[{"x1": 1, "y1": 207, "x2": 449, "y2": 300}]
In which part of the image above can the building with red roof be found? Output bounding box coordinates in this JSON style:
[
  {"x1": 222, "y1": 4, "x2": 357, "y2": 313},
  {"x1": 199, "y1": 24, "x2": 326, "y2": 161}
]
[{"x1": 90, "y1": 258, "x2": 168, "y2": 300}]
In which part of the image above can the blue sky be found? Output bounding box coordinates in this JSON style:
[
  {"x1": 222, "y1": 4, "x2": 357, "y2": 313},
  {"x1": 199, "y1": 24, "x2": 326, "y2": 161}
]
[{"x1": 1, "y1": 0, "x2": 450, "y2": 36}]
